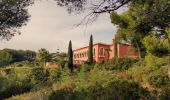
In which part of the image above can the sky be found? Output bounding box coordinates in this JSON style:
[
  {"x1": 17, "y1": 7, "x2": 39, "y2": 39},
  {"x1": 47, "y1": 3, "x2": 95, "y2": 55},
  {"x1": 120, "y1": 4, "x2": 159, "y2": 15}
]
[{"x1": 0, "y1": 0, "x2": 123, "y2": 53}]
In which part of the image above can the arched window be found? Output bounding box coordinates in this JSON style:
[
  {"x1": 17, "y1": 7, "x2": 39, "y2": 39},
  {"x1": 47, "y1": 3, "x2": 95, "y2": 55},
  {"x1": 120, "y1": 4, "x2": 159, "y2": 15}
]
[
  {"x1": 80, "y1": 53, "x2": 82, "y2": 58},
  {"x1": 100, "y1": 48, "x2": 105, "y2": 56},
  {"x1": 81, "y1": 52, "x2": 84, "y2": 58},
  {"x1": 77, "y1": 54, "x2": 79, "y2": 58}
]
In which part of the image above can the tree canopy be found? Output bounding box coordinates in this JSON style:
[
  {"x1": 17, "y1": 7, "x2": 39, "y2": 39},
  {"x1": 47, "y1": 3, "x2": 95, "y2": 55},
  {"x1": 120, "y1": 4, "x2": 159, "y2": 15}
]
[
  {"x1": 37, "y1": 48, "x2": 51, "y2": 66},
  {"x1": 0, "y1": 0, "x2": 33, "y2": 40},
  {"x1": 110, "y1": 0, "x2": 170, "y2": 57}
]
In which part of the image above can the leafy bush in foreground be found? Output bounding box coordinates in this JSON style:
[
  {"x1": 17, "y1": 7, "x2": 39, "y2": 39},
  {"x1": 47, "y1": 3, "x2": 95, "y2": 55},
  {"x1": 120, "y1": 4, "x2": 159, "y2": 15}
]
[
  {"x1": 148, "y1": 69, "x2": 169, "y2": 88},
  {"x1": 0, "y1": 82, "x2": 32, "y2": 99},
  {"x1": 159, "y1": 86, "x2": 170, "y2": 100},
  {"x1": 103, "y1": 57, "x2": 138, "y2": 71},
  {"x1": 48, "y1": 79, "x2": 150, "y2": 100},
  {"x1": 31, "y1": 67, "x2": 49, "y2": 84}
]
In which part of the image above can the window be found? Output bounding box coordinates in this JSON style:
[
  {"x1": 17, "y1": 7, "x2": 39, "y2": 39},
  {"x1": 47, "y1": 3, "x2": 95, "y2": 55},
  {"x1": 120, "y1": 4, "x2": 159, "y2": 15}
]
[
  {"x1": 84, "y1": 51, "x2": 86, "y2": 57},
  {"x1": 80, "y1": 53, "x2": 82, "y2": 58},
  {"x1": 81, "y1": 52, "x2": 84, "y2": 57},
  {"x1": 99, "y1": 48, "x2": 105, "y2": 56},
  {"x1": 74, "y1": 54, "x2": 76, "y2": 59},
  {"x1": 93, "y1": 48, "x2": 95, "y2": 56},
  {"x1": 77, "y1": 54, "x2": 79, "y2": 58}
]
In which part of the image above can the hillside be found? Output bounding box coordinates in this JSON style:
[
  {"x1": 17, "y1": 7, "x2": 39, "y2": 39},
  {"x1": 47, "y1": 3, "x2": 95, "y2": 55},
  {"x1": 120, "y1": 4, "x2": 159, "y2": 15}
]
[{"x1": 0, "y1": 56, "x2": 169, "y2": 100}]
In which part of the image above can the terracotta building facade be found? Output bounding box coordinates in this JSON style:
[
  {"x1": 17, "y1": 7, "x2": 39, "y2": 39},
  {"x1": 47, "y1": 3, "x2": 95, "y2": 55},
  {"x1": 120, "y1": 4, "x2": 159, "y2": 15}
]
[{"x1": 73, "y1": 39, "x2": 139, "y2": 65}]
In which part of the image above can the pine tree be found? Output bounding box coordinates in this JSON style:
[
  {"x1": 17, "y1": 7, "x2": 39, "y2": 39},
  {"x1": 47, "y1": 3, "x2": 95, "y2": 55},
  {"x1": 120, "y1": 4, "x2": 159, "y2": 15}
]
[
  {"x1": 68, "y1": 40, "x2": 73, "y2": 71},
  {"x1": 88, "y1": 35, "x2": 93, "y2": 64}
]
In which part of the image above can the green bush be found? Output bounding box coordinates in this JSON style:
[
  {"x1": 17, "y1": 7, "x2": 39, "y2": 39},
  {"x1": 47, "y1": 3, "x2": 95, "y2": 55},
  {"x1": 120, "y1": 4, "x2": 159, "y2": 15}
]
[
  {"x1": 48, "y1": 79, "x2": 150, "y2": 100},
  {"x1": 0, "y1": 50, "x2": 12, "y2": 67},
  {"x1": 159, "y1": 87, "x2": 170, "y2": 100},
  {"x1": 58, "y1": 60, "x2": 67, "y2": 68},
  {"x1": 48, "y1": 89, "x2": 83, "y2": 100},
  {"x1": 0, "y1": 72, "x2": 33, "y2": 99},
  {"x1": 84, "y1": 79, "x2": 149, "y2": 100},
  {"x1": 103, "y1": 57, "x2": 138, "y2": 71},
  {"x1": 148, "y1": 69, "x2": 169, "y2": 88},
  {"x1": 0, "y1": 82, "x2": 32, "y2": 99},
  {"x1": 49, "y1": 68, "x2": 62, "y2": 81},
  {"x1": 31, "y1": 67, "x2": 49, "y2": 84},
  {"x1": 145, "y1": 54, "x2": 167, "y2": 69},
  {"x1": 104, "y1": 79, "x2": 150, "y2": 100}
]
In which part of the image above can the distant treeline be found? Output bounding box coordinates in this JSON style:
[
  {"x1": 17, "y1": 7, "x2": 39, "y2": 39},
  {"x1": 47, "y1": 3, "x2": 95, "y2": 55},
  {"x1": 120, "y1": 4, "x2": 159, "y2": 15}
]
[{"x1": 0, "y1": 49, "x2": 36, "y2": 67}]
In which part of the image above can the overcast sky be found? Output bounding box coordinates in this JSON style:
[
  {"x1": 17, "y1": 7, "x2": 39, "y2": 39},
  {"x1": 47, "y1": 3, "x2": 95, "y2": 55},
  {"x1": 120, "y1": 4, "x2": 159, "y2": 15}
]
[{"x1": 0, "y1": 0, "x2": 123, "y2": 53}]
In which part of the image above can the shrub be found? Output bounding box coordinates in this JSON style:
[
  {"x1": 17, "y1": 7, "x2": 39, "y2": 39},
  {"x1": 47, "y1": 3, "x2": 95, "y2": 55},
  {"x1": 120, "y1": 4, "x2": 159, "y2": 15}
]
[
  {"x1": 0, "y1": 74, "x2": 33, "y2": 99},
  {"x1": 101, "y1": 79, "x2": 150, "y2": 100},
  {"x1": 103, "y1": 57, "x2": 138, "y2": 71},
  {"x1": 0, "y1": 82, "x2": 32, "y2": 99},
  {"x1": 49, "y1": 68, "x2": 62, "y2": 81},
  {"x1": 148, "y1": 69, "x2": 169, "y2": 88},
  {"x1": 145, "y1": 54, "x2": 167, "y2": 69},
  {"x1": 48, "y1": 79, "x2": 150, "y2": 100},
  {"x1": 31, "y1": 67, "x2": 49, "y2": 84},
  {"x1": 159, "y1": 87, "x2": 170, "y2": 100},
  {"x1": 48, "y1": 89, "x2": 82, "y2": 100},
  {"x1": 58, "y1": 60, "x2": 67, "y2": 68}
]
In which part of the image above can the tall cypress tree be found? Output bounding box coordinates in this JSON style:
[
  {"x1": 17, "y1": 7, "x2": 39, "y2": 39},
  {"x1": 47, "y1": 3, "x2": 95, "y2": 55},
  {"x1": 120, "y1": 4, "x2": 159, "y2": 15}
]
[
  {"x1": 88, "y1": 35, "x2": 93, "y2": 64},
  {"x1": 114, "y1": 35, "x2": 118, "y2": 58},
  {"x1": 68, "y1": 40, "x2": 73, "y2": 71}
]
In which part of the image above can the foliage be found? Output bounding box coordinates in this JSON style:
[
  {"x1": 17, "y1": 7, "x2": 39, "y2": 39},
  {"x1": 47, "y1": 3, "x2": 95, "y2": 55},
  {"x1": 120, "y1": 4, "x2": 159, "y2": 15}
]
[
  {"x1": 67, "y1": 40, "x2": 73, "y2": 71},
  {"x1": 48, "y1": 78, "x2": 150, "y2": 100},
  {"x1": 145, "y1": 54, "x2": 168, "y2": 68},
  {"x1": 48, "y1": 68, "x2": 62, "y2": 81},
  {"x1": 0, "y1": 0, "x2": 33, "y2": 40},
  {"x1": 30, "y1": 67, "x2": 49, "y2": 84},
  {"x1": 103, "y1": 57, "x2": 138, "y2": 71},
  {"x1": 148, "y1": 68, "x2": 169, "y2": 88},
  {"x1": 0, "y1": 50, "x2": 12, "y2": 67},
  {"x1": 2, "y1": 55, "x2": 170, "y2": 100},
  {"x1": 143, "y1": 35, "x2": 169, "y2": 57},
  {"x1": 51, "y1": 52, "x2": 67, "y2": 62},
  {"x1": 37, "y1": 48, "x2": 51, "y2": 66},
  {"x1": 110, "y1": 0, "x2": 170, "y2": 58},
  {"x1": 88, "y1": 35, "x2": 93, "y2": 64},
  {"x1": 48, "y1": 89, "x2": 81, "y2": 100},
  {"x1": 0, "y1": 49, "x2": 36, "y2": 67},
  {"x1": 58, "y1": 60, "x2": 67, "y2": 68},
  {"x1": 159, "y1": 86, "x2": 170, "y2": 100},
  {"x1": 0, "y1": 82, "x2": 32, "y2": 99},
  {"x1": 0, "y1": 67, "x2": 33, "y2": 99}
]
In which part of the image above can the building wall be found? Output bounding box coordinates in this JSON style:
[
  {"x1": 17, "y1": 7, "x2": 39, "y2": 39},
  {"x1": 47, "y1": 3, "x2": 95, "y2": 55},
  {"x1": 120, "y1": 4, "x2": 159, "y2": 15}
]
[
  {"x1": 96, "y1": 44, "x2": 111, "y2": 62},
  {"x1": 73, "y1": 43, "x2": 111, "y2": 64},
  {"x1": 118, "y1": 43, "x2": 138, "y2": 58},
  {"x1": 73, "y1": 41, "x2": 139, "y2": 65}
]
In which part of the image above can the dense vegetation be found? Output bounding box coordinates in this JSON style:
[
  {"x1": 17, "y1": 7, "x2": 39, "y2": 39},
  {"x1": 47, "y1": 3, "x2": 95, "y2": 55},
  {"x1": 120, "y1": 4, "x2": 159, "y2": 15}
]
[
  {"x1": 0, "y1": 55, "x2": 169, "y2": 100},
  {"x1": 0, "y1": 49, "x2": 36, "y2": 67}
]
